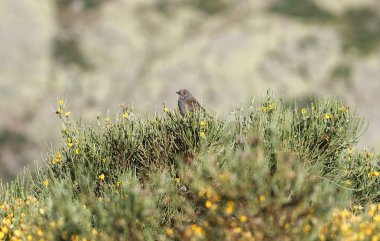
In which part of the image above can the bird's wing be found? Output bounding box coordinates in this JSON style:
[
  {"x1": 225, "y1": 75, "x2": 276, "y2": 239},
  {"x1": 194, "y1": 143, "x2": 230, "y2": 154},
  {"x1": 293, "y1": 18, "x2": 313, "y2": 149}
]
[{"x1": 186, "y1": 98, "x2": 204, "y2": 111}]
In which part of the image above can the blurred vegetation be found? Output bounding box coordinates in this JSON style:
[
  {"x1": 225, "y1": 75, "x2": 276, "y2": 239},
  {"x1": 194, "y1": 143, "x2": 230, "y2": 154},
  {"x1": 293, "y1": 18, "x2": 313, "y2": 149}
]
[
  {"x1": 0, "y1": 130, "x2": 35, "y2": 182},
  {"x1": 191, "y1": 0, "x2": 229, "y2": 15},
  {"x1": 340, "y1": 7, "x2": 380, "y2": 55},
  {"x1": 269, "y1": 0, "x2": 380, "y2": 56},
  {"x1": 53, "y1": 38, "x2": 93, "y2": 70},
  {"x1": 331, "y1": 63, "x2": 352, "y2": 82},
  {"x1": 55, "y1": 0, "x2": 104, "y2": 9},
  {"x1": 154, "y1": 0, "x2": 229, "y2": 15},
  {"x1": 53, "y1": 0, "x2": 230, "y2": 69},
  {"x1": 2, "y1": 94, "x2": 380, "y2": 240},
  {"x1": 269, "y1": 0, "x2": 333, "y2": 22},
  {"x1": 53, "y1": 0, "x2": 106, "y2": 70},
  {"x1": 3, "y1": 0, "x2": 380, "y2": 205}
]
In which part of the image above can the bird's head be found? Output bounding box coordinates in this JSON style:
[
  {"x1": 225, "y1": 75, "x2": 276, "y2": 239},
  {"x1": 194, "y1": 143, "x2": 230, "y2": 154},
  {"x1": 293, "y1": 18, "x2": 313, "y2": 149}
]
[{"x1": 176, "y1": 89, "x2": 191, "y2": 98}]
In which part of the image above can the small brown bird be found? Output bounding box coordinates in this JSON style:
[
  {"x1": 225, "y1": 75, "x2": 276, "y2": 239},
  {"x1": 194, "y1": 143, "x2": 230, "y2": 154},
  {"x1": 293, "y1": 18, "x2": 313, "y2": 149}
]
[{"x1": 176, "y1": 89, "x2": 203, "y2": 116}]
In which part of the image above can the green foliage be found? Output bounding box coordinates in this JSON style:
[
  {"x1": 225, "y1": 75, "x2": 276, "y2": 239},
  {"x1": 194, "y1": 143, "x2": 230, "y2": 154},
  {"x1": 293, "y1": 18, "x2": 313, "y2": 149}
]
[
  {"x1": 1, "y1": 94, "x2": 379, "y2": 241},
  {"x1": 269, "y1": 1, "x2": 380, "y2": 55},
  {"x1": 269, "y1": 0, "x2": 333, "y2": 22},
  {"x1": 340, "y1": 7, "x2": 380, "y2": 55},
  {"x1": 289, "y1": 98, "x2": 365, "y2": 174},
  {"x1": 341, "y1": 149, "x2": 380, "y2": 204},
  {"x1": 331, "y1": 63, "x2": 352, "y2": 80},
  {"x1": 53, "y1": 38, "x2": 93, "y2": 70},
  {"x1": 192, "y1": 0, "x2": 229, "y2": 15},
  {"x1": 171, "y1": 137, "x2": 347, "y2": 240},
  {"x1": 56, "y1": 0, "x2": 104, "y2": 9},
  {"x1": 154, "y1": 0, "x2": 230, "y2": 15}
]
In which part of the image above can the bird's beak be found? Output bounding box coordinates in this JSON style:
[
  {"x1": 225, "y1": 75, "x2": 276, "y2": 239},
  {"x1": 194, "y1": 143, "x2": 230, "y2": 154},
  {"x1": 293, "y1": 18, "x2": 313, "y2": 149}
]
[{"x1": 176, "y1": 91, "x2": 180, "y2": 95}]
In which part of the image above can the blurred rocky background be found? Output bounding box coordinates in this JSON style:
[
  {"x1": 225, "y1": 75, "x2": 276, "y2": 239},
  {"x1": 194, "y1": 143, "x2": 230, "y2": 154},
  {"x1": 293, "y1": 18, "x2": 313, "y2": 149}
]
[{"x1": 1, "y1": 0, "x2": 380, "y2": 182}]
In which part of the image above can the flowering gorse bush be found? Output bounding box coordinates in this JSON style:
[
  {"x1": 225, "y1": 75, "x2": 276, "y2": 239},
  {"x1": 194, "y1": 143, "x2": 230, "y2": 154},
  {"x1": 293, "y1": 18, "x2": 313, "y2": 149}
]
[{"x1": 0, "y1": 94, "x2": 378, "y2": 241}]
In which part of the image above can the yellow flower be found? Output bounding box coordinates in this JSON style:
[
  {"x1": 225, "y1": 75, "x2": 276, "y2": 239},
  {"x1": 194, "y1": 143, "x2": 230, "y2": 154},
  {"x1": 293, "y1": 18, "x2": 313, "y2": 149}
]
[
  {"x1": 369, "y1": 204, "x2": 377, "y2": 217},
  {"x1": 319, "y1": 234, "x2": 326, "y2": 241},
  {"x1": 122, "y1": 112, "x2": 129, "y2": 118},
  {"x1": 303, "y1": 224, "x2": 312, "y2": 233},
  {"x1": 353, "y1": 205, "x2": 363, "y2": 210},
  {"x1": 340, "y1": 223, "x2": 351, "y2": 234},
  {"x1": 175, "y1": 177, "x2": 180, "y2": 183},
  {"x1": 262, "y1": 103, "x2": 275, "y2": 112},
  {"x1": 361, "y1": 223, "x2": 373, "y2": 236},
  {"x1": 0, "y1": 231, "x2": 4, "y2": 239},
  {"x1": 199, "y1": 131, "x2": 206, "y2": 139},
  {"x1": 324, "y1": 113, "x2": 332, "y2": 120},
  {"x1": 205, "y1": 201, "x2": 212, "y2": 209},
  {"x1": 43, "y1": 180, "x2": 49, "y2": 187},
  {"x1": 14, "y1": 229, "x2": 22, "y2": 237},
  {"x1": 50, "y1": 221, "x2": 57, "y2": 228},
  {"x1": 166, "y1": 228, "x2": 174, "y2": 236},
  {"x1": 71, "y1": 235, "x2": 80, "y2": 241},
  {"x1": 39, "y1": 208, "x2": 45, "y2": 215},
  {"x1": 200, "y1": 120, "x2": 206, "y2": 127},
  {"x1": 99, "y1": 173, "x2": 105, "y2": 180},
  {"x1": 163, "y1": 107, "x2": 169, "y2": 113},
  {"x1": 105, "y1": 117, "x2": 110, "y2": 123},
  {"x1": 37, "y1": 229, "x2": 43, "y2": 236},
  {"x1": 204, "y1": 200, "x2": 217, "y2": 210},
  {"x1": 58, "y1": 99, "x2": 64, "y2": 106},
  {"x1": 68, "y1": 142, "x2": 73, "y2": 149},
  {"x1": 225, "y1": 201, "x2": 235, "y2": 215},
  {"x1": 1, "y1": 226, "x2": 8, "y2": 233},
  {"x1": 75, "y1": 148, "x2": 79, "y2": 155},
  {"x1": 368, "y1": 171, "x2": 380, "y2": 178},
  {"x1": 198, "y1": 186, "x2": 213, "y2": 198},
  {"x1": 52, "y1": 156, "x2": 60, "y2": 165},
  {"x1": 234, "y1": 227, "x2": 242, "y2": 233},
  {"x1": 102, "y1": 158, "x2": 107, "y2": 163},
  {"x1": 56, "y1": 153, "x2": 62, "y2": 162},
  {"x1": 339, "y1": 106, "x2": 347, "y2": 112},
  {"x1": 301, "y1": 108, "x2": 307, "y2": 115},
  {"x1": 259, "y1": 195, "x2": 266, "y2": 202},
  {"x1": 65, "y1": 112, "x2": 71, "y2": 117},
  {"x1": 374, "y1": 214, "x2": 380, "y2": 223},
  {"x1": 27, "y1": 235, "x2": 32, "y2": 241},
  {"x1": 191, "y1": 225, "x2": 204, "y2": 236},
  {"x1": 239, "y1": 215, "x2": 248, "y2": 223}
]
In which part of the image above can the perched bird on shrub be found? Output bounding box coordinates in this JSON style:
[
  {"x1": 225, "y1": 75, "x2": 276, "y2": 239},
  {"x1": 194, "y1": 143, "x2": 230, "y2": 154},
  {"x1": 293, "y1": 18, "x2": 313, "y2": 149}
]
[{"x1": 176, "y1": 89, "x2": 204, "y2": 116}]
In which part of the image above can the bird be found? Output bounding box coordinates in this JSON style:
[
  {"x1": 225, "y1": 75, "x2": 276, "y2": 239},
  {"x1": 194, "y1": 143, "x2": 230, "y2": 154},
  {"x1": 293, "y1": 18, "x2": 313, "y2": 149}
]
[{"x1": 176, "y1": 89, "x2": 204, "y2": 116}]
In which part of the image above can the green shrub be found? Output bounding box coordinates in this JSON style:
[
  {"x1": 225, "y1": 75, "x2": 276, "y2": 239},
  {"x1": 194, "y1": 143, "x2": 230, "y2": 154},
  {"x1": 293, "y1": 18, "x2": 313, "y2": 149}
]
[
  {"x1": 169, "y1": 135, "x2": 347, "y2": 241},
  {"x1": 0, "y1": 94, "x2": 377, "y2": 241}
]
